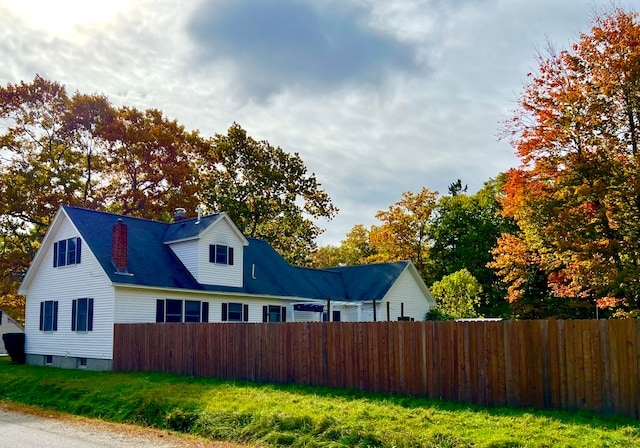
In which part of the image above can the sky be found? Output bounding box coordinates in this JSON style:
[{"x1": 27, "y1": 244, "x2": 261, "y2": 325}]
[{"x1": 0, "y1": 0, "x2": 633, "y2": 246}]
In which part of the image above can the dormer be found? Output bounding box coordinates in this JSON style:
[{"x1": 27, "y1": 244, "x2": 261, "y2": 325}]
[{"x1": 164, "y1": 212, "x2": 249, "y2": 288}]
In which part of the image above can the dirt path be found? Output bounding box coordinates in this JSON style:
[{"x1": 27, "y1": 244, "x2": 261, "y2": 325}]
[{"x1": 0, "y1": 401, "x2": 244, "y2": 448}]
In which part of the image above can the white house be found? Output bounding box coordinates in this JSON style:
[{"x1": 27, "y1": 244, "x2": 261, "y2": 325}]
[
  {"x1": 18, "y1": 206, "x2": 436, "y2": 370},
  {"x1": 0, "y1": 309, "x2": 24, "y2": 355}
]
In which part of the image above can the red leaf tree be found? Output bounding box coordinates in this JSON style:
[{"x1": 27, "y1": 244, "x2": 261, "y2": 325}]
[{"x1": 491, "y1": 8, "x2": 640, "y2": 316}]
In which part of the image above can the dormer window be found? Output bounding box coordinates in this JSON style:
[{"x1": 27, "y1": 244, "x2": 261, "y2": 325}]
[
  {"x1": 209, "y1": 244, "x2": 234, "y2": 265},
  {"x1": 53, "y1": 237, "x2": 82, "y2": 267}
]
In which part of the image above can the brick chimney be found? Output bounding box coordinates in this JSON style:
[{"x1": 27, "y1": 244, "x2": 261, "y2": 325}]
[{"x1": 112, "y1": 218, "x2": 128, "y2": 272}]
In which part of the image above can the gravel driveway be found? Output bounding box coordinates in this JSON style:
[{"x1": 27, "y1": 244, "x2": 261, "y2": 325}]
[{"x1": 0, "y1": 402, "x2": 241, "y2": 448}]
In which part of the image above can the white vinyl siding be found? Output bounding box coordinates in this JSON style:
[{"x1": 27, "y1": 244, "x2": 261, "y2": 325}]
[
  {"x1": 380, "y1": 268, "x2": 433, "y2": 321},
  {"x1": 115, "y1": 288, "x2": 215, "y2": 323},
  {"x1": 289, "y1": 310, "x2": 321, "y2": 322},
  {"x1": 168, "y1": 239, "x2": 199, "y2": 279},
  {"x1": 198, "y1": 220, "x2": 244, "y2": 287},
  {"x1": 24, "y1": 216, "x2": 114, "y2": 360},
  {"x1": 115, "y1": 288, "x2": 297, "y2": 324}
]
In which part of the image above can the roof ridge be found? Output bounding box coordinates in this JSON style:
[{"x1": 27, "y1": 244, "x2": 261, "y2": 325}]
[
  {"x1": 323, "y1": 260, "x2": 410, "y2": 271},
  {"x1": 63, "y1": 205, "x2": 168, "y2": 225}
]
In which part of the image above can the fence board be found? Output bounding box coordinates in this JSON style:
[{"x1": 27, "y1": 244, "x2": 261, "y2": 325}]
[{"x1": 113, "y1": 320, "x2": 640, "y2": 419}]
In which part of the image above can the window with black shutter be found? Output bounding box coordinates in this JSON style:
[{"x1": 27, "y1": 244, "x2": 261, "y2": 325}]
[
  {"x1": 39, "y1": 300, "x2": 58, "y2": 332},
  {"x1": 202, "y1": 302, "x2": 209, "y2": 323},
  {"x1": 53, "y1": 237, "x2": 82, "y2": 267},
  {"x1": 263, "y1": 305, "x2": 287, "y2": 322},
  {"x1": 72, "y1": 298, "x2": 94, "y2": 332}
]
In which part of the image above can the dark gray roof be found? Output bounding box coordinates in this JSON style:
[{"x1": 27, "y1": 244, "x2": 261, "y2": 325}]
[
  {"x1": 62, "y1": 206, "x2": 410, "y2": 302},
  {"x1": 163, "y1": 213, "x2": 223, "y2": 242}
]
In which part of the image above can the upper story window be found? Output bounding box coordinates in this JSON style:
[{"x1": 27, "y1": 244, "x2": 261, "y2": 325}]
[
  {"x1": 53, "y1": 237, "x2": 82, "y2": 268},
  {"x1": 39, "y1": 300, "x2": 58, "y2": 332},
  {"x1": 209, "y1": 244, "x2": 234, "y2": 265}
]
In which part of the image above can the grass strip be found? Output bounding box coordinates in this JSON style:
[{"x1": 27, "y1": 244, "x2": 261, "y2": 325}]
[{"x1": 0, "y1": 358, "x2": 638, "y2": 447}]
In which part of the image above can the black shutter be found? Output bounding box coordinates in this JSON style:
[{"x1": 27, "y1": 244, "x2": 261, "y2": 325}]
[
  {"x1": 53, "y1": 242, "x2": 58, "y2": 267},
  {"x1": 88, "y1": 298, "x2": 94, "y2": 331},
  {"x1": 222, "y1": 303, "x2": 228, "y2": 321},
  {"x1": 228, "y1": 247, "x2": 234, "y2": 265},
  {"x1": 262, "y1": 306, "x2": 268, "y2": 322},
  {"x1": 209, "y1": 245, "x2": 215, "y2": 263},
  {"x1": 76, "y1": 238, "x2": 82, "y2": 264},
  {"x1": 156, "y1": 299, "x2": 165, "y2": 323},
  {"x1": 52, "y1": 301, "x2": 58, "y2": 331},
  {"x1": 282, "y1": 307, "x2": 287, "y2": 323},
  {"x1": 202, "y1": 302, "x2": 209, "y2": 323},
  {"x1": 243, "y1": 304, "x2": 249, "y2": 322},
  {"x1": 39, "y1": 302, "x2": 44, "y2": 330},
  {"x1": 71, "y1": 299, "x2": 77, "y2": 331}
]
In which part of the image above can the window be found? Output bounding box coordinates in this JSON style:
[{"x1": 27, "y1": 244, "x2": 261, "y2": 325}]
[
  {"x1": 166, "y1": 299, "x2": 183, "y2": 322},
  {"x1": 222, "y1": 302, "x2": 248, "y2": 322},
  {"x1": 78, "y1": 358, "x2": 87, "y2": 368},
  {"x1": 209, "y1": 244, "x2": 234, "y2": 265},
  {"x1": 155, "y1": 299, "x2": 209, "y2": 323},
  {"x1": 263, "y1": 305, "x2": 287, "y2": 322},
  {"x1": 45, "y1": 355, "x2": 53, "y2": 365},
  {"x1": 72, "y1": 298, "x2": 94, "y2": 332},
  {"x1": 39, "y1": 300, "x2": 58, "y2": 332},
  {"x1": 185, "y1": 300, "x2": 201, "y2": 322},
  {"x1": 53, "y1": 237, "x2": 82, "y2": 267},
  {"x1": 323, "y1": 310, "x2": 341, "y2": 322}
]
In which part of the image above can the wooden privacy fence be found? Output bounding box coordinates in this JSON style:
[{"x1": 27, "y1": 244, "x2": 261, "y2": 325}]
[{"x1": 113, "y1": 320, "x2": 640, "y2": 419}]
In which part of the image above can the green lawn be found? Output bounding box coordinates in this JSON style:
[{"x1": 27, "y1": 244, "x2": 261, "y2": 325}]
[{"x1": 0, "y1": 357, "x2": 638, "y2": 447}]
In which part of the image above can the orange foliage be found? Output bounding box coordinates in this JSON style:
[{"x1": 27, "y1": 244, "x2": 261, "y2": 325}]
[{"x1": 494, "y1": 8, "x2": 640, "y2": 311}]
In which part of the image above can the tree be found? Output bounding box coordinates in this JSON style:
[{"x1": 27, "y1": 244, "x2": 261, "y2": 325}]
[
  {"x1": 493, "y1": 7, "x2": 640, "y2": 316},
  {"x1": 200, "y1": 123, "x2": 338, "y2": 265},
  {"x1": 310, "y1": 224, "x2": 375, "y2": 267},
  {"x1": 429, "y1": 177, "x2": 513, "y2": 316},
  {"x1": 429, "y1": 269, "x2": 483, "y2": 319},
  {"x1": 0, "y1": 76, "x2": 111, "y2": 321},
  {"x1": 367, "y1": 188, "x2": 437, "y2": 277},
  {"x1": 447, "y1": 178, "x2": 467, "y2": 196},
  {"x1": 99, "y1": 107, "x2": 207, "y2": 220}
]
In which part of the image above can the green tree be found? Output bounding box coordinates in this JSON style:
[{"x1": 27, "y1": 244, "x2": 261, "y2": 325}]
[
  {"x1": 429, "y1": 269, "x2": 483, "y2": 319},
  {"x1": 429, "y1": 177, "x2": 513, "y2": 316},
  {"x1": 200, "y1": 123, "x2": 338, "y2": 265}
]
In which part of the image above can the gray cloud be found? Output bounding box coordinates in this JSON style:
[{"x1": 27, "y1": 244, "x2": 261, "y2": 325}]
[
  {"x1": 186, "y1": 0, "x2": 420, "y2": 99},
  {"x1": 2, "y1": 0, "x2": 632, "y2": 247}
]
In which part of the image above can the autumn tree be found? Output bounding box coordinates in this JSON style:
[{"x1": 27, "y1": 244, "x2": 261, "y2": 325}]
[
  {"x1": 98, "y1": 107, "x2": 207, "y2": 220},
  {"x1": 0, "y1": 76, "x2": 112, "y2": 321},
  {"x1": 366, "y1": 188, "x2": 437, "y2": 277},
  {"x1": 492, "y1": 7, "x2": 640, "y2": 316},
  {"x1": 310, "y1": 224, "x2": 375, "y2": 267},
  {"x1": 200, "y1": 123, "x2": 338, "y2": 265}
]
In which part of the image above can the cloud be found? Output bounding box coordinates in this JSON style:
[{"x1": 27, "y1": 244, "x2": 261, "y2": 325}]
[{"x1": 186, "y1": 0, "x2": 420, "y2": 100}]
